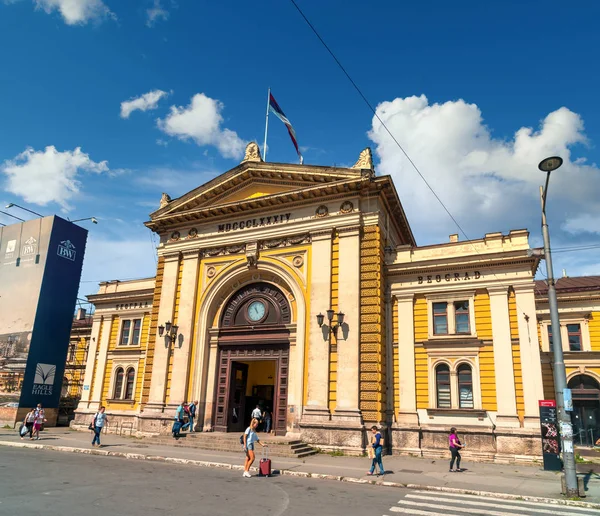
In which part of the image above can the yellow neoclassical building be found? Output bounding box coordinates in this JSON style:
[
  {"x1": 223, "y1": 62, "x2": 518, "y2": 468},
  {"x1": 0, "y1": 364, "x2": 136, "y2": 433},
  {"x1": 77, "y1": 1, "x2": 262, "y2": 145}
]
[{"x1": 73, "y1": 143, "x2": 600, "y2": 460}]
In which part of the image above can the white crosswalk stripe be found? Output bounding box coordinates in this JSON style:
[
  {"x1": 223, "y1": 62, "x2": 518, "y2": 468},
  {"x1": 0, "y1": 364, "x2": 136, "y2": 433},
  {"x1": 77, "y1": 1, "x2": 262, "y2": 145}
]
[{"x1": 383, "y1": 490, "x2": 600, "y2": 516}]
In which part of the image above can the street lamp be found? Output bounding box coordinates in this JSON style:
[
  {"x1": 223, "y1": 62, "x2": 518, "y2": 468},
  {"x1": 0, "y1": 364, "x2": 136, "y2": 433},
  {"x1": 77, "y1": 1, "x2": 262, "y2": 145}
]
[
  {"x1": 538, "y1": 156, "x2": 578, "y2": 497},
  {"x1": 316, "y1": 309, "x2": 345, "y2": 339},
  {"x1": 5, "y1": 203, "x2": 44, "y2": 217},
  {"x1": 0, "y1": 210, "x2": 25, "y2": 222},
  {"x1": 71, "y1": 217, "x2": 98, "y2": 224},
  {"x1": 158, "y1": 320, "x2": 179, "y2": 348}
]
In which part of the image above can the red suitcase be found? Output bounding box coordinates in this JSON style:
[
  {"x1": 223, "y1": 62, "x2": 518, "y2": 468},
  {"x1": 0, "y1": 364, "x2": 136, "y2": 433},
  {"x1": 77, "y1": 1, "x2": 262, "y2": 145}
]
[{"x1": 259, "y1": 449, "x2": 271, "y2": 477}]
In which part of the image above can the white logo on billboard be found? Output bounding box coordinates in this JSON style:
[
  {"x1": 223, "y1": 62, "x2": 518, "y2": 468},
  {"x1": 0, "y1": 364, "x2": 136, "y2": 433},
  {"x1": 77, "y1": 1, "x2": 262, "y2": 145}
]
[
  {"x1": 57, "y1": 240, "x2": 76, "y2": 261},
  {"x1": 34, "y1": 363, "x2": 56, "y2": 385},
  {"x1": 22, "y1": 236, "x2": 37, "y2": 256},
  {"x1": 32, "y1": 363, "x2": 56, "y2": 396},
  {"x1": 5, "y1": 239, "x2": 16, "y2": 258}
]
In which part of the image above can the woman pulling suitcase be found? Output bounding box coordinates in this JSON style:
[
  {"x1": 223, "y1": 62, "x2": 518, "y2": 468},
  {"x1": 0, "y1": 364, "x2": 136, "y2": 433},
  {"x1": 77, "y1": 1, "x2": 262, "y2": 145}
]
[{"x1": 242, "y1": 418, "x2": 268, "y2": 478}]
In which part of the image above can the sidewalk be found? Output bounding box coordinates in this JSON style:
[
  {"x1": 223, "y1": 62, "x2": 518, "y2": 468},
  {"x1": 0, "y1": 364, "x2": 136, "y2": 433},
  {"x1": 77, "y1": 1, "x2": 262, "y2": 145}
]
[{"x1": 1, "y1": 428, "x2": 599, "y2": 507}]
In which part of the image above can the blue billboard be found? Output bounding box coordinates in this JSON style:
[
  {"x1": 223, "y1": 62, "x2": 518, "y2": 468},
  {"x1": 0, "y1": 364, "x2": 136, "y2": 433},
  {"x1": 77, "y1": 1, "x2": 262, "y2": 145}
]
[{"x1": 0, "y1": 216, "x2": 87, "y2": 424}]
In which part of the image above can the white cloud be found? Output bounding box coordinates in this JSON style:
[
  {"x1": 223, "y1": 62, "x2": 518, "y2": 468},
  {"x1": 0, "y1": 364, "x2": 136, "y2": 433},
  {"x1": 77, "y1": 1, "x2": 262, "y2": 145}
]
[
  {"x1": 120, "y1": 89, "x2": 169, "y2": 119},
  {"x1": 368, "y1": 95, "x2": 600, "y2": 275},
  {"x1": 146, "y1": 0, "x2": 168, "y2": 27},
  {"x1": 1, "y1": 146, "x2": 109, "y2": 211},
  {"x1": 31, "y1": 0, "x2": 114, "y2": 25},
  {"x1": 157, "y1": 93, "x2": 246, "y2": 159}
]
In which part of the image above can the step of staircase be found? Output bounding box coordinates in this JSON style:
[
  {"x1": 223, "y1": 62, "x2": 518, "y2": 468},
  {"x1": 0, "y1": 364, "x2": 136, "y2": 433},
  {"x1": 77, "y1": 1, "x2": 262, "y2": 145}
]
[{"x1": 143, "y1": 432, "x2": 318, "y2": 458}]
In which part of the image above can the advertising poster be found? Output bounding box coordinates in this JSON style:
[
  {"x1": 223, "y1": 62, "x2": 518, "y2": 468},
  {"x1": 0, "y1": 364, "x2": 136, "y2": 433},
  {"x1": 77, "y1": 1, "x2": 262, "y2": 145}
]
[{"x1": 0, "y1": 216, "x2": 87, "y2": 425}]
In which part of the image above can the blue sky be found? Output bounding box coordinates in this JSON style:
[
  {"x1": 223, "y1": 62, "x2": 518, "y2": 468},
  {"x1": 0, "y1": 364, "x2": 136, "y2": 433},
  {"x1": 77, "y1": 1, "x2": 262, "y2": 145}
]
[{"x1": 1, "y1": 0, "x2": 599, "y2": 297}]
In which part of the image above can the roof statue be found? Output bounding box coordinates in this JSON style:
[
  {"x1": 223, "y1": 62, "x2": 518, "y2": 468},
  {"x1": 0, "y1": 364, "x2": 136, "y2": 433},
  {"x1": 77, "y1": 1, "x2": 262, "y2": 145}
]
[
  {"x1": 241, "y1": 142, "x2": 263, "y2": 163},
  {"x1": 159, "y1": 192, "x2": 172, "y2": 209},
  {"x1": 352, "y1": 147, "x2": 374, "y2": 171}
]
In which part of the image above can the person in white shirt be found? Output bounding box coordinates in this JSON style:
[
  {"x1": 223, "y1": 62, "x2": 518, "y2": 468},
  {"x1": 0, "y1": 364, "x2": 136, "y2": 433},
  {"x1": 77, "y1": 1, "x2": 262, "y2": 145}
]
[
  {"x1": 32, "y1": 404, "x2": 46, "y2": 440},
  {"x1": 242, "y1": 418, "x2": 268, "y2": 478},
  {"x1": 251, "y1": 405, "x2": 262, "y2": 430}
]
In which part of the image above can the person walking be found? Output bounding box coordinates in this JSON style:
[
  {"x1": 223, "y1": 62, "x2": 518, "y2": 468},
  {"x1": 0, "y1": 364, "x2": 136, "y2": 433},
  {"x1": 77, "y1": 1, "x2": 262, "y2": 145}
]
[
  {"x1": 91, "y1": 406, "x2": 107, "y2": 447},
  {"x1": 21, "y1": 408, "x2": 36, "y2": 440},
  {"x1": 173, "y1": 401, "x2": 185, "y2": 438},
  {"x1": 367, "y1": 426, "x2": 385, "y2": 476},
  {"x1": 449, "y1": 427, "x2": 464, "y2": 472},
  {"x1": 262, "y1": 406, "x2": 272, "y2": 434},
  {"x1": 242, "y1": 418, "x2": 268, "y2": 478},
  {"x1": 32, "y1": 404, "x2": 46, "y2": 440},
  {"x1": 187, "y1": 401, "x2": 197, "y2": 432}
]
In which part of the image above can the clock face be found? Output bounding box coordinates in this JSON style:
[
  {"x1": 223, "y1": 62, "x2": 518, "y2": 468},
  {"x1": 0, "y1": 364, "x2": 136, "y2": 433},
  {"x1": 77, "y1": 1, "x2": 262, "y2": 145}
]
[{"x1": 247, "y1": 300, "x2": 266, "y2": 322}]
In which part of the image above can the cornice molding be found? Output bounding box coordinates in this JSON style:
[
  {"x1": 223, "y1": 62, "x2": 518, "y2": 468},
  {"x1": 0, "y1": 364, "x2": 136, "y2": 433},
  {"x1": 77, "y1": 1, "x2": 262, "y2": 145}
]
[{"x1": 337, "y1": 224, "x2": 361, "y2": 238}]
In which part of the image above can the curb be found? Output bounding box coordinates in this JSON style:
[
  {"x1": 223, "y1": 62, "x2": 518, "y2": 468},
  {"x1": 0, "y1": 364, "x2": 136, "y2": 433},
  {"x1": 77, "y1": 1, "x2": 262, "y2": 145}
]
[{"x1": 1, "y1": 440, "x2": 599, "y2": 510}]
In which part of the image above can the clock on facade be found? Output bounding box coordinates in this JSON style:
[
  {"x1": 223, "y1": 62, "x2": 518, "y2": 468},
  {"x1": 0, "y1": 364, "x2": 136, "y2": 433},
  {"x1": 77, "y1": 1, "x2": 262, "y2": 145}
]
[{"x1": 247, "y1": 300, "x2": 267, "y2": 322}]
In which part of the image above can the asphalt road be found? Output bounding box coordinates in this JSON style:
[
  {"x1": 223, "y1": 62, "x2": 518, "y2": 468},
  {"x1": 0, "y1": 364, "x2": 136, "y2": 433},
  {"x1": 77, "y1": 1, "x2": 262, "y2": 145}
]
[
  {"x1": 1, "y1": 448, "x2": 599, "y2": 516},
  {"x1": 0, "y1": 447, "x2": 400, "y2": 516}
]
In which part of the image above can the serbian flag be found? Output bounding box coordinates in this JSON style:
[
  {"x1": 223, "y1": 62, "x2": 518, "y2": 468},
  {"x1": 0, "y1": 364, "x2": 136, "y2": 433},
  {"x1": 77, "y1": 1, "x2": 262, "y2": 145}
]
[{"x1": 269, "y1": 93, "x2": 303, "y2": 164}]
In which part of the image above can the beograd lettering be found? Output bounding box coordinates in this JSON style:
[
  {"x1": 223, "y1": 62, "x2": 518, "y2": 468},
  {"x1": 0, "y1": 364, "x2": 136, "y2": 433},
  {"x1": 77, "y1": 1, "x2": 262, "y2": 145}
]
[
  {"x1": 218, "y1": 213, "x2": 291, "y2": 233},
  {"x1": 418, "y1": 271, "x2": 481, "y2": 284}
]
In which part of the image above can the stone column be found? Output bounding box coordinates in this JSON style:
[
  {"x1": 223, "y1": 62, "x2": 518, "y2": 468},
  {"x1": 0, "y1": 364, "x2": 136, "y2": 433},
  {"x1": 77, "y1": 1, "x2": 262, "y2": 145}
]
[
  {"x1": 514, "y1": 284, "x2": 545, "y2": 427},
  {"x1": 168, "y1": 249, "x2": 201, "y2": 407},
  {"x1": 79, "y1": 316, "x2": 103, "y2": 409},
  {"x1": 89, "y1": 316, "x2": 113, "y2": 410},
  {"x1": 332, "y1": 226, "x2": 362, "y2": 423},
  {"x1": 488, "y1": 286, "x2": 519, "y2": 427},
  {"x1": 303, "y1": 229, "x2": 333, "y2": 420},
  {"x1": 146, "y1": 251, "x2": 181, "y2": 411},
  {"x1": 395, "y1": 293, "x2": 418, "y2": 424}
]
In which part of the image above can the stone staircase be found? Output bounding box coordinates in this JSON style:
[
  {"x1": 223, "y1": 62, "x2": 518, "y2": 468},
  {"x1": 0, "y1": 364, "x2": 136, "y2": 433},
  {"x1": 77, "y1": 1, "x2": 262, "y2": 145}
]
[{"x1": 145, "y1": 431, "x2": 318, "y2": 458}]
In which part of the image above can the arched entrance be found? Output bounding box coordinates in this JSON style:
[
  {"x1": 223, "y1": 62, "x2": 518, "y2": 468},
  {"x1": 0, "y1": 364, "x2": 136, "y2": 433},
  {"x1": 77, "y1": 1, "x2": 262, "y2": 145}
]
[
  {"x1": 213, "y1": 282, "x2": 291, "y2": 435},
  {"x1": 568, "y1": 374, "x2": 600, "y2": 446}
]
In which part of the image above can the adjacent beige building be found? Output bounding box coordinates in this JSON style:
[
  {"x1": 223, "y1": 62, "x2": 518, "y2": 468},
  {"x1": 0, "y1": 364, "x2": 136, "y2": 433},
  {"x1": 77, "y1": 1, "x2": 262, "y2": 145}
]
[{"x1": 73, "y1": 143, "x2": 600, "y2": 460}]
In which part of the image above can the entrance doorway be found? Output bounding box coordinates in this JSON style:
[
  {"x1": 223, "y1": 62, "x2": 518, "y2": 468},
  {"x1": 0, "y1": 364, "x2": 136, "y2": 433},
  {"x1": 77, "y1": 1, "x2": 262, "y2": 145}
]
[
  {"x1": 568, "y1": 374, "x2": 600, "y2": 446},
  {"x1": 212, "y1": 282, "x2": 291, "y2": 435},
  {"x1": 227, "y1": 360, "x2": 276, "y2": 432}
]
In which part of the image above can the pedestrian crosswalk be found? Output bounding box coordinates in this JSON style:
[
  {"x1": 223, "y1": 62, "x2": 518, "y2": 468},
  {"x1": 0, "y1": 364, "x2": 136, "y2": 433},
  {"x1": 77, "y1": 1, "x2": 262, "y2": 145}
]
[{"x1": 384, "y1": 490, "x2": 600, "y2": 516}]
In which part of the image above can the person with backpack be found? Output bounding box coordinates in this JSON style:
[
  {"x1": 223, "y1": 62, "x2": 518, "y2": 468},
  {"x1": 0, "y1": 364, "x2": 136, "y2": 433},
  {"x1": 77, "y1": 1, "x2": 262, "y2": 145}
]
[
  {"x1": 367, "y1": 425, "x2": 385, "y2": 476},
  {"x1": 449, "y1": 427, "x2": 464, "y2": 472},
  {"x1": 21, "y1": 408, "x2": 36, "y2": 440},
  {"x1": 242, "y1": 418, "x2": 268, "y2": 478},
  {"x1": 186, "y1": 401, "x2": 197, "y2": 432},
  {"x1": 91, "y1": 406, "x2": 107, "y2": 447}
]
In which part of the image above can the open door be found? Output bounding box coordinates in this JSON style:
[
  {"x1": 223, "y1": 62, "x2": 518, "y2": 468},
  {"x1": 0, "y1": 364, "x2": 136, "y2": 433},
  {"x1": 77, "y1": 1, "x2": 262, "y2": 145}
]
[{"x1": 228, "y1": 362, "x2": 248, "y2": 432}]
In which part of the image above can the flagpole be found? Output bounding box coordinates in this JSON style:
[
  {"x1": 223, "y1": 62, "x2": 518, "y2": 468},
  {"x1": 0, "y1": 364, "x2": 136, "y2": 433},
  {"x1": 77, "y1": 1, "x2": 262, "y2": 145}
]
[{"x1": 263, "y1": 88, "x2": 270, "y2": 161}]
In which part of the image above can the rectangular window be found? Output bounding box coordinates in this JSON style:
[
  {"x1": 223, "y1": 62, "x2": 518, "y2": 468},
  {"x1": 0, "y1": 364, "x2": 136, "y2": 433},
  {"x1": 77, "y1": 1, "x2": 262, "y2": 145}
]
[
  {"x1": 131, "y1": 319, "x2": 142, "y2": 346},
  {"x1": 454, "y1": 301, "x2": 470, "y2": 334},
  {"x1": 120, "y1": 320, "x2": 131, "y2": 346},
  {"x1": 547, "y1": 325, "x2": 553, "y2": 347},
  {"x1": 567, "y1": 324, "x2": 582, "y2": 352},
  {"x1": 433, "y1": 302, "x2": 448, "y2": 335}
]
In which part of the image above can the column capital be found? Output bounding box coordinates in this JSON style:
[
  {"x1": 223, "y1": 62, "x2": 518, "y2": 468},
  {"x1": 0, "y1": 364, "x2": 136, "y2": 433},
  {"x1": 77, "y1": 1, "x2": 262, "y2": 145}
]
[
  {"x1": 392, "y1": 291, "x2": 414, "y2": 303},
  {"x1": 181, "y1": 247, "x2": 202, "y2": 260},
  {"x1": 487, "y1": 285, "x2": 509, "y2": 296},
  {"x1": 512, "y1": 283, "x2": 535, "y2": 294},
  {"x1": 337, "y1": 225, "x2": 361, "y2": 238},
  {"x1": 162, "y1": 250, "x2": 181, "y2": 263},
  {"x1": 310, "y1": 228, "x2": 334, "y2": 241}
]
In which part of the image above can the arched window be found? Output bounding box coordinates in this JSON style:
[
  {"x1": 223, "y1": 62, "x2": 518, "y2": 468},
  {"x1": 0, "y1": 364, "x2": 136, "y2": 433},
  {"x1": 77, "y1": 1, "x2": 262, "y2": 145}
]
[
  {"x1": 458, "y1": 364, "x2": 474, "y2": 409},
  {"x1": 436, "y1": 364, "x2": 451, "y2": 408},
  {"x1": 124, "y1": 368, "x2": 135, "y2": 400},
  {"x1": 113, "y1": 368, "x2": 124, "y2": 399}
]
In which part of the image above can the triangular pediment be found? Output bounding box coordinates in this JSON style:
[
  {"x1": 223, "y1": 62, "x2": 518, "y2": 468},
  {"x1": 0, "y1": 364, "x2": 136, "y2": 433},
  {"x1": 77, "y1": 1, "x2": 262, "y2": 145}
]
[{"x1": 150, "y1": 160, "x2": 369, "y2": 220}]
